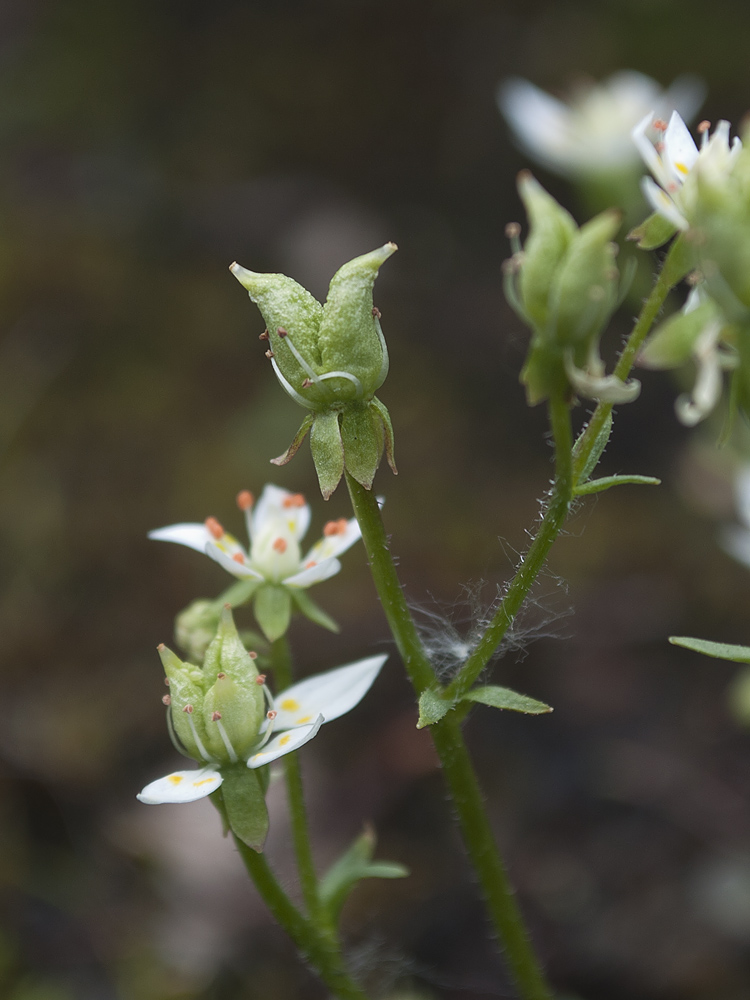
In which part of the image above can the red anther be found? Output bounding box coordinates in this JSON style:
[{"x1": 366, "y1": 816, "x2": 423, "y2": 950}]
[
  {"x1": 217, "y1": 672, "x2": 226, "y2": 679},
  {"x1": 282, "y1": 493, "x2": 306, "y2": 508},
  {"x1": 324, "y1": 518, "x2": 348, "y2": 536},
  {"x1": 183, "y1": 704, "x2": 194, "y2": 714},
  {"x1": 277, "y1": 326, "x2": 288, "y2": 337},
  {"x1": 232, "y1": 552, "x2": 245, "y2": 564},
  {"x1": 265, "y1": 349, "x2": 275, "y2": 359},
  {"x1": 272, "y1": 537, "x2": 288, "y2": 553},
  {"x1": 211, "y1": 711, "x2": 222, "y2": 722},
  {"x1": 698, "y1": 120, "x2": 711, "y2": 134},
  {"x1": 249, "y1": 651, "x2": 258, "y2": 659},
  {"x1": 372, "y1": 306, "x2": 381, "y2": 318},
  {"x1": 653, "y1": 118, "x2": 668, "y2": 131},
  {"x1": 255, "y1": 673, "x2": 266, "y2": 684},
  {"x1": 236, "y1": 489, "x2": 254, "y2": 510},
  {"x1": 164, "y1": 677, "x2": 170, "y2": 686},
  {"x1": 266, "y1": 710, "x2": 278, "y2": 720},
  {"x1": 162, "y1": 694, "x2": 171, "y2": 706},
  {"x1": 205, "y1": 516, "x2": 224, "y2": 539},
  {"x1": 301, "y1": 378, "x2": 313, "y2": 388},
  {"x1": 259, "y1": 330, "x2": 269, "y2": 341}
]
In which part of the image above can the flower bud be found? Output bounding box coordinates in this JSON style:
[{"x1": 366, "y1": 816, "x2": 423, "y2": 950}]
[
  {"x1": 232, "y1": 246, "x2": 398, "y2": 497},
  {"x1": 175, "y1": 599, "x2": 222, "y2": 662}
]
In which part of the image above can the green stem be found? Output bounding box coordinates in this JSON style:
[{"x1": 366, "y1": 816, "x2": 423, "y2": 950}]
[
  {"x1": 447, "y1": 393, "x2": 572, "y2": 700},
  {"x1": 271, "y1": 636, "x2": 328, "y2": 926},
  {"x1": 231, "y1": 828, "x2": 368, "y2": 1000},
  {"x1": 345, "y1": 472, "x2": 553, "y2": 1000}
]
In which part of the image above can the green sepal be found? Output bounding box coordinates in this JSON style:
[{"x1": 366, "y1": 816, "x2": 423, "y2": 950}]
[
  {"x1": 159, "y1": 645, "x2": 209, "y2": 761},
  {"x1": 220, "y1": 765, "x2": 269, "y2": 852},
  {"x1": 310, "y1": 410, "x2": 345, "y2": 499},
  {"x1": 289, "y1": 588, "x2": 340, "y2": 633},
  {"x1": 253, "y1": 584, "x2": 292, "y2": 642},
  {"x1": 661, "y1": 233, "x2": 695, "y2": 288},
  {"x1": 416, "y1": 687, "x2": 455, "y2": 729},
  {"x1": 271, "y1": 413, "x2": 314, "y2": 467},
  {"x1": 669, "y1": 636, "x2": 750, "y2": 663},
  {"x1": 519, "y1": 340, "x2": 569, "y2": 406},
  {"x1": 461, "y1": 685, "x2": 552, "y2": 715},
  {"x1": 573, "y1": 412, "x2": 612, "y2": 484},
  {"x1": 319, "y1": 825, "x2": 409, "y2": 922},
  {"x1": 370, "y1": 396, "x2": 397, "y2": 474},
  {"x1": 627, "y1": 211, "x2": 678, "y2": 250},
  {"x1": 574, "y1": 474, "x2": 661, "y2": 496},
  {"x1": 639, "y1": 301, "x2": 718, "y2": 369},
  {"x1": 340, "y1": 404, "x2": 382, "y2": 489}
]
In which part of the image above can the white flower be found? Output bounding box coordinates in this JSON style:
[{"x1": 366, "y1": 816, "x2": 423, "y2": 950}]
[
  {"x1": 149, "y1": 484, "x2": 361, "y2": 589},
  {"x1": 633, "y1": 110, "x2": 742, "y2": 231},
  {"x1": 720, "y1": 465, "x2": 750, "y2": 570},
  {"x1": 499, "y1": 71, "x2": 704, "y2": 176},
  {"x1": 137, "y1": 654, "x2": 386, "y2": 804}
]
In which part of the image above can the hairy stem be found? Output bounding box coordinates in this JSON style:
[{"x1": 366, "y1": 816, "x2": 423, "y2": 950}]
[
  {"x1": 345, "y1": 472, "x2": 553, "y2": 1000},
  {"x1": 271, "y1": 636, "x2": 329, "y2": 927}
]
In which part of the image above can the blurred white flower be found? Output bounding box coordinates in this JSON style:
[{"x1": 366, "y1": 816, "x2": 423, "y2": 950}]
[
  {"x1": 720, "y1": 464, "x2": 750, "y2": 568},
  {"x1": 498, "y1": 71, "x2": 704, "y2": 177}
]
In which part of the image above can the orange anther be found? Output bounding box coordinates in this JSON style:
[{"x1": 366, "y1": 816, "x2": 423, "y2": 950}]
[
  {"x1": 236, "y1": 489, "x2": 254, "y2": 510},
  {"x1": 267, "y1": 710, "x2": 278, "y2": 720},
  {"x1": 324, "y1": 518, "x2": 348, "y2": 536},
  {"x1": 211, "y1": 711, "x2": 222, "y2": 721},
  {"x1": 272, "y1": 537, "x2": 288, "y2": 553},
  {"x1": 282, "y1": 492, "x2": 306, "y2": 508},
  {"x1": 232, "y1": 552, "x2": 245, "y2": 564},
  {"x1": 698, "y1": 120, "x2": 711, "y2": 133},
  {"x1": 205, "y1": 516, "x2": 224, "y2": 539},
  {"x1": 305, "y1": 560, "x2": 317, "y2": 569},
  {"x1": 655, "y1": 141, "x2": 665, "y2": 154},
  {"x1": 255, "y1": 673, "x2": 266, "y2": 684},
  {"x1": 653, "y1": 118, "x2": 668, "y2": 131}
]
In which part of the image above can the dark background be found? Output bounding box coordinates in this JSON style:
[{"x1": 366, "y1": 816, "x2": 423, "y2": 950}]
[{"x1": 2, "y1": 1, "x2": 750, "y2": 997}]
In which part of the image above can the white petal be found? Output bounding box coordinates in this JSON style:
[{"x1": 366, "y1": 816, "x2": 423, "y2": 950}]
[
  {"x1": 252, "y1": 484, "x2": 311, "y2": 542},
  {"x1": 283, "y1": 557, "x2": 342, "y2": 588},
  {"x1": 663, "y1": 110, "x2": 699, "y2": 185},
  {"x1": 497, "y1": 78, "x2": 574, "y2": 173},
  {"x1": 301, "y1": 519, "x2": 362, "y2": 565},
  {"x1": 632, "y1": 111, "x2": 671, "y2": 188},
  {"x1": 206, "y1": 541, "x2": 264, "y2": 580},
  {"x1": 148, "y1": 523, "x2": 213, "y2": 554},
  {"x1": 641, "y1": 176, "x2": 689, "y2": 231},
  {"x1": 246, "y1": 717, "x2": 323, "y2": 768},
  {"x1": 137, "y1": 766, "x2": 223, "y2": 804},
  {"x1": 273, "y1": 654, "x2": 387, "y2": 730}
]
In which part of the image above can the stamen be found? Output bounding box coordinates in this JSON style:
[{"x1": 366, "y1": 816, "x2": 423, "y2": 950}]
[
  {"x1": 317, "y1": 370, "x2": 364, "y2": 398},
  {"x1": 272, "y1": 537, "x2": 288, "y2": 553},
  {"x1": 255, "y1": 673, "x2": 266, "y2": 684},
  {"x1": 211, "y1": 711, "x2": 221, "y2": 721},
  {"x1": 697, "y1": 120, "x2": 711, "y2": 134},
  {"x1": 249, "y1": 651, "x2": 258, "y2": 659},
  {"x1": 182, "y1": 705, "x2": 212, "y2": 762},
  {"x1": 655, "y1": 141, "x2": 665, "y2": 154},
  {"x1": 236, "y1": 490, "x2": 254, "y2": 510},
  {"x1": 277, "y1": 326, "x2": 288, "y2": 338},
  {"x1": 269, "y1": 357, "x2": 316, "y2": 409},
  {"x1": 205, "y1": 517, "x2": 224, "y2": 540},
  {"x1": 302, "y1": 378, "x2": 313, "y2": 388},
  {"x1": 162, "y1": 694, "x2": 171, "y2": 706},
  {"x1": 653, "y1": 119, "x2": 668, "y2": 131},
  {"x1": 282, "y1": 494, "x2": 306, "y2": 508},
  {"x1": 504, "y1": 221, "x2": 522, "y2": 256},
  {"x1": 267, "y1": 710, "x2": 277, "y2": 720},
  {"x1": 372, "y1": 306, "x2": 381, "y2": 318},
  {"x1": 276, "y1": 328, "x2": 322, "y2": 387},
  {"x1": 164, "y1": 677, "x2": 170, "y2": 686},
  {"x1": 265, "y1": 349, "x2": 275, "y2": 359},
  {"x1": 212, "y1": 713, "x2": 239, "y2": 763},
  {"x1": 305, "y1": 560, "x2": 317, "y2": 568},
  {"x1": 217, "y1": 672, "x2": 226, "y2": 679},
  {"x1": 259, "y1": 329, "x2": 269, "y2": 341},
  {"x1": 324, "y1": 518, "x2": 348, "y2": 536},
  {"x1": 373, "y1": 314, "x2": 389, "y2": 386},
  {"x1": 232, "y1": 552, "x2": 245, "y2": 564}
]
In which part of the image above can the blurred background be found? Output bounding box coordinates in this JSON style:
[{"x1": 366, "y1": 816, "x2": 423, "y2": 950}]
[{"x1": 2, "y1": 0, "x2": 750, "y2": 997}]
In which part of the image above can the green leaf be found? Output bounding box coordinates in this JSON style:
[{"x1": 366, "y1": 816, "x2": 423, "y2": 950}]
[
  {"x1": 574, "y1": 474, "x2": 661, "y2": 496},
  {"x1": 573, "y1": 412, "x2": 612, "y2": 485},
  {"x1": 319, "y1": 825, "x2": 409, "y2": 922},
  {"x1": 220, "y1": 765, "x2": 269, "y2": 852},
  {"x1": 416, "y1": 687, "x2": 454, "y2": 729},
  {"x1": 462, "y1": 684, "x2": 552, "y2": 714},
  {"x1": 253, "y1": 584, "x2": 292, "y2": 643},
  {"x1": 289, "y1": 588, "x2": 339, "y2": 632},
  {"x1": 669, "y1": 636, "x2": 750, "y2": 663},
  {"x1": 627, "y1": 211, "x2": 678, "y2": 250}
]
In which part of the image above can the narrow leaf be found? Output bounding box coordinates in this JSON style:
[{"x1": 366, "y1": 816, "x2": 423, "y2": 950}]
[
  {"x1": 416, "y1": 687, "x2": 454, "y2": 729},
  {"x1": 669, "y1": 636, "x2": 750, "y2": 663},
  {"x1": 320, "y1": 825, "x2": 408, "y2": 922},
  {"x1": 221, "y1": 765, "x2": 269, "y2": 852},
  {"x1": 574, "y1": 474, "x2": 661, "y2": 496},
  {"x1": 462, "y1": 684, "x2": 552, "y2": 715},
  {"x1": 573, "y1": 412, "x2": 612, "y2": 484},
  {"x1": 289, "y1": 588, "x2": 340, "y2": 633}
]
